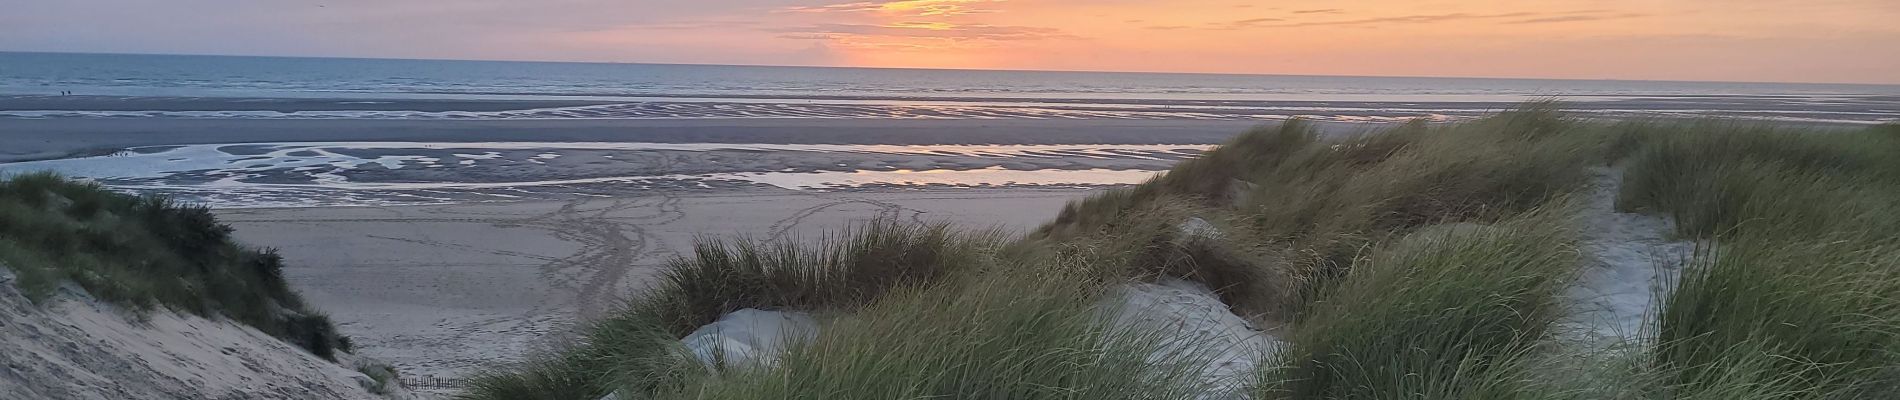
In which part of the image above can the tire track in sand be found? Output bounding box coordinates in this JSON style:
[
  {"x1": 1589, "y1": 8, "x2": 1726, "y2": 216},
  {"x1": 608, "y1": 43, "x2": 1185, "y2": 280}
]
[{"x1": 764, "y1": 195, "x2": 925, "y2": 241}]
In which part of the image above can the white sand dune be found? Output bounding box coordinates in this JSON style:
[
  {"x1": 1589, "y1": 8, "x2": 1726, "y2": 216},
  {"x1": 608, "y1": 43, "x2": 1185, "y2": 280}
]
[
  {"x1": 665, "y1": 278, "x2": 1277, "y2": 399},
  {"x1": 681, "y1": 309, "x2": 819, "y2": 369},
  {"x1": 0, "y1": 267, "x2": 411, "y2": 400},
  {"x1": 1562, "y1": 167, "x2": 1695, "y2": 345},
  {"x1": 1111, "y1": 278, "x2": 1281, "y2": 398}
]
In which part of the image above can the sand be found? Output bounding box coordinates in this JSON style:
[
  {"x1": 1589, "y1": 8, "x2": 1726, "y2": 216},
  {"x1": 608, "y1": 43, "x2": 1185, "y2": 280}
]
[
  {"x1": 0, "y1": 115, "x2": 1263, "y2": 396},
  {"x1": 0, "y1": 267, "x2": 411, "y2": 400},
  {"x1": 1111, "y1": 278, "x2": 1280, "y2": 398},
  {"x1": 1562, "y1": 167, "x2": 1694, "y2": 344},
  {"x1": 680, "y1": 309, "x2": 819, "y2": 369},
  {"x1": 216, "y1": 188, "x2": 1097, "y2": 391}
]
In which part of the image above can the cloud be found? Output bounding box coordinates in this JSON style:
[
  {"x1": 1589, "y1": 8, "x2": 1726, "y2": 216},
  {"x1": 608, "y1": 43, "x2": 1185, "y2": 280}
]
[
  {"x1": 606, "y1": 20, "x2": 761, "y2": 31},
  {"x1": 778, "y1": 33, "x2": 843, "y2": 40},
  {"x1": 1506, "y1": 13, "x2": 1648, "y2": 24},
  {"x1": 1292, "y1": 9, "x2": 1342, "y2": 14},
  {"x1": 1262, "y1": 12, "x2": 1541, "y2": 28},
  {"x1": 779, "y1": 0, "x2": 1004, "y2": 17},
  {"x1": 773, "y1": 22, "x2": 1072, "y2": 41},
  {"x1": 1146, "y1": 25, "x2": 1191, "y2": 30},
  {"x1": 1207, "y1": 17, "x2": 1284, "y2": 30},
  {"x1": 1250, "y1": 9, "x2": 1650, "y2": 29}
]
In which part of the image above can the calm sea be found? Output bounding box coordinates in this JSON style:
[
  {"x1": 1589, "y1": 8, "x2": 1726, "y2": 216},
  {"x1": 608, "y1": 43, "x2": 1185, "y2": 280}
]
[
  {"x1": 6, "y1": 51, "x2": 1900, "y2": 104},
  {"x1": 4, "y1": 52, "x2": 1897, "y2": 207}
]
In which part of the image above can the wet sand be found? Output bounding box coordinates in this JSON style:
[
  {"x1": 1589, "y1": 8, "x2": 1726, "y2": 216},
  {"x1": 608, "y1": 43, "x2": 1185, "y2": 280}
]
[
  {"x1": 2, "y1": 114, "x2": 1256, "y2": 394},
  {"x1": 0, "y1": 118, "x2": 1268, "y2": 163},
  {"x1": 217, "y1": 188, "x2": 1096, "y2": 387}
]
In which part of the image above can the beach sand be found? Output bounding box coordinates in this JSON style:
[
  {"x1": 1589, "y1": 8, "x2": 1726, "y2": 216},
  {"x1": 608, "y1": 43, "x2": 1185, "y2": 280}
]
[
  {"x1": 0, "y1": 116, "x2": 1324, "y2": 394},
  {"x1": 217, "y1": 188, "x2": 1096, "y2": 388}
]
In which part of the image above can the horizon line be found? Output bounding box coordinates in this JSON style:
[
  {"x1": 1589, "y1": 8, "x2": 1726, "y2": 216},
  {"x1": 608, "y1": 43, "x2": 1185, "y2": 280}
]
[{"x1": 7, "y1": 49, "x2": 1899, "y2": 88}]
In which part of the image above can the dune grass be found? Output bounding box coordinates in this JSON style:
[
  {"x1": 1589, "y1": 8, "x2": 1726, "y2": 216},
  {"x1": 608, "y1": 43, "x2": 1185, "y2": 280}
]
[
  {"x1": 1037, "y1": 103, "x2": 1605, "y2": 322},
  {"x1": 1615, "y1": 122, "x2": 1900, "y2": 398},
  {"x1": 1617, "y1": 122, "x2": 1900, "y2": 237},
  {"x1": 1656, "y1": 233, "x2": 1900, "y2": 399},
  {"x1": 466, "y1": 107, "x2": 1900, "y2": 399},
  {"x1": 1260, "y1": 209, "x2": 1580, "y2": 399},
  {"x1": 459, "y1": 220, "x2": 1009, "y2": 400},
  {"x1": 642, "y1": 220, "x2": 1006, "y2": 336},
  {"x1": 1027, "y1": 195, "x2": 1292, "y2": 321},
  {"x1": 0, "y1": 172, "x2": 349, "y2": 359},
  {"x1": 656, "y1": 266, "x2": 1222, "y2": 400}
]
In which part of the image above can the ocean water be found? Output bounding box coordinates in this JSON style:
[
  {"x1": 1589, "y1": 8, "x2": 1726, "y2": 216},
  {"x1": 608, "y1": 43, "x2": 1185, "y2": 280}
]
[
  {"x1": 3, "y1": 51, "x2": 1898, "y2": 124},
  {"x1": 4, "y1": 52, "x2": 1898, "y2": 207}
]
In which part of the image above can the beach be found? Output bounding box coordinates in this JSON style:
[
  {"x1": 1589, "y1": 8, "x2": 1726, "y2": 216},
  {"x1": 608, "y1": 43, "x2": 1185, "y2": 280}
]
[
  {"x1": 0, "y1": 109, "x2": 1286, "y2": 391},
  {"x1": 3, "y1": 53, "x2": 1895, "y2": 396},
  {"x1": 0, "y1": 111, "x2": 1293, "y2": 390},
  {"x1": 0, "y1": 88, "x2": 1298, "y2": 391},
  {"x1": 0, "y1": 104, "x2": 1881, "y2": 389},
  {"x1": 216, "y1": 189, "x2": 1092, "y2": 386},
  {"x1": 5, "y1": 0, "x2": 1899, "y2": 394}
]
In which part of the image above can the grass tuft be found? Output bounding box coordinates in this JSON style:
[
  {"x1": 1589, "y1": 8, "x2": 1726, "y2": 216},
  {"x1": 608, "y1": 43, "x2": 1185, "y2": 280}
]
[
  {"x1": 1619, "y1": 122, "x2": 1900, "y2": 397},
  {"x1": 661, "y1": 268, "x2": 1221, "y2": 399},
  {"x1": 1262, "y1": 208, "x2": 1580, "y2": 399},
  {"x1": 1616, "y1": 123, "x2": 1900, "y2": 237},
  {"x1": 459, "y1": 219, "x2": 1007, "y2": 400},
  {"x1": 1653, "y1": 233, "x2": 1900, "y2": 398}
]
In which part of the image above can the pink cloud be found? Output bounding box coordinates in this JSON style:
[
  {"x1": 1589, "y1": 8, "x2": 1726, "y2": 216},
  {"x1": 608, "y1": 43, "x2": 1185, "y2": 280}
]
[{"x1": 780, "y1": 0, "x2": 1005, "y2": 17}]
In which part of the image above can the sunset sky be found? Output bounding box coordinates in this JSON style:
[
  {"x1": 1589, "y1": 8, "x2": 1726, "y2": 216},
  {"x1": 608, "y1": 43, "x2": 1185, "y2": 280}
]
[{"x1": 4, "y1": 0, "x2": 1898, "y2": 84}]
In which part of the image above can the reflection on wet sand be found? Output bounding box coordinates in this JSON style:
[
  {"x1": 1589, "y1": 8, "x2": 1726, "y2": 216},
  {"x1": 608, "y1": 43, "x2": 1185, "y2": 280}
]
[{"x1": 0, "y1": 141, "x2": 1204, "y2": 207}]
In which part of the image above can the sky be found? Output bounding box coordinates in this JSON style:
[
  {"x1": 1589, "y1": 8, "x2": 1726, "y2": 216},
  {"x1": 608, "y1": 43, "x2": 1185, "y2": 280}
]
[{"x1": 3, "y1": 0, "x2": 1898, "y2": 84}]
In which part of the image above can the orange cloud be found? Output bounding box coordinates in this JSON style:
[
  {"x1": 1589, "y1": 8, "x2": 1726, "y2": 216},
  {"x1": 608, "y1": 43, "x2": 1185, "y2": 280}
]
[
  {"x1": 781, "y1": 0, "x2": 1005, "y2": 17},
  {"x1": 774, "y1": 22, "x2": 1071, "y2": 41}
]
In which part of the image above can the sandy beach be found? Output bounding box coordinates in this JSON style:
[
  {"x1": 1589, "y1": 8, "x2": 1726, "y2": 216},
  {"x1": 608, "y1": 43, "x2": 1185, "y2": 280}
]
[
  {"x1": 6, "y1": 90, "x2": 1884, "y2": 398},
  {"x1": 0, "y1": 106, "x2": 1278, "y2": 393},
  {"x1": 0, "y1": 110, "x2": 1272, "y2": 396},
  {"x1": 5, "y1": 4, "x2": 1898, "y2": 396},
  {"x1": 216, "y1": 188, "x2": 1095, "y2": 387},
  {"x1": 0, "y1": 115, "x2": 1271, "y2": 388}
]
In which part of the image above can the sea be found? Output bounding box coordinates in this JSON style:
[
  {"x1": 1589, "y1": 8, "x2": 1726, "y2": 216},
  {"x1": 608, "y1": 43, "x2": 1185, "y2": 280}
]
[
  {"x1": 4, "y1": 51, "x2": 1899, "y2": 123},
  {"x1": 3, "y1": 52, "x2": 1897, "y2": 207}
]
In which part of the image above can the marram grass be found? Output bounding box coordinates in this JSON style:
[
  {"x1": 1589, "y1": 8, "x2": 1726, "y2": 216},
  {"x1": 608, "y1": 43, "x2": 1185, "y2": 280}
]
[{"x1": 464, "y1": 108, "x2": 1900, "y2": 399}]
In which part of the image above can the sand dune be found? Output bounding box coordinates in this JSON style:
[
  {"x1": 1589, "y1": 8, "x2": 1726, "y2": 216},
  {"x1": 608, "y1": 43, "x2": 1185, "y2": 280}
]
[{"x1": 0, "y1": 267, "x2": 409, "y2": 400}]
